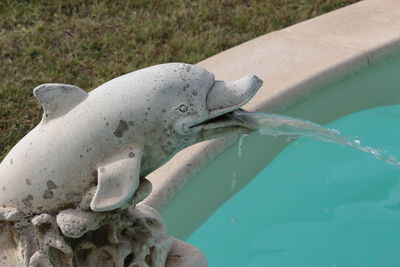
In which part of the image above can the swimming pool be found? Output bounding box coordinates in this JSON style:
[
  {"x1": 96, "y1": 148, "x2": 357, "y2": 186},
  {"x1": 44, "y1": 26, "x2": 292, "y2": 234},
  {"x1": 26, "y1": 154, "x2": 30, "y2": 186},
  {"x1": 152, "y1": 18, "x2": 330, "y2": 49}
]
[
  {"x1": 161, "y1": 54, "x2": 400, "y2": 264},
  {"x1": 188, "y1": 103, "x2": 400, "y2": 266}
]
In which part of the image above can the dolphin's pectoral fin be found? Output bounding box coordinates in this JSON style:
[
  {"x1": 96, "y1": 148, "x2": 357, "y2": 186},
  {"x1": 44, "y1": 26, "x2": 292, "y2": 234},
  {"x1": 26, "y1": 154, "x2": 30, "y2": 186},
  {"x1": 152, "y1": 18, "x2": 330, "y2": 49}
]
[
  {"x1": 90, "y1": 149, "x2": 143, "y2": 212},
  {"x1": 33, "y1": 83, "x2": 88, "y2": 121}
]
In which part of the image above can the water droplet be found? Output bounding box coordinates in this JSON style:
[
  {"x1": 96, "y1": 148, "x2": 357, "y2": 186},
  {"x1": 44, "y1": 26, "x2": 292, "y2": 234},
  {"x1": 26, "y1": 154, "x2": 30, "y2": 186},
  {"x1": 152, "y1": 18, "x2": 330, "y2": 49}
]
[
  {"x1": 230, "y1": 179, "x2": 237, "y2": 191},
  {"x1": 237, "y1": 134, "x2": 248, "y2": 157}
]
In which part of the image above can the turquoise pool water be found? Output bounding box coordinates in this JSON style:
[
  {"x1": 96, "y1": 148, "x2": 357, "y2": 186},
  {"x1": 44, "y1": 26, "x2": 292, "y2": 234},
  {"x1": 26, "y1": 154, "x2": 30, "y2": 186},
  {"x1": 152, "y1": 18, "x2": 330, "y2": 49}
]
[{"x1": 187, "y1": 104, "x2": 400, "y2": 267}]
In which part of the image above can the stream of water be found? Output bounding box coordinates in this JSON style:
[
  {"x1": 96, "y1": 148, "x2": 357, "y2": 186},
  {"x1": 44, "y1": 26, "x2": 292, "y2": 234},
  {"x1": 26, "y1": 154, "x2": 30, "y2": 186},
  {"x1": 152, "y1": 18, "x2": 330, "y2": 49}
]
[{"x1": 237, "y1": 111, "x2": 400, "y2": 167}]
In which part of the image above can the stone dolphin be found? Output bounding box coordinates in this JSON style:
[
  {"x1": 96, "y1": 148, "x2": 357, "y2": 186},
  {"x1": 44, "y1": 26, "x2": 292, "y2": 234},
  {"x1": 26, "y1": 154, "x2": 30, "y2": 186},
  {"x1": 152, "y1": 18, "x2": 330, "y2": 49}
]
[{"x1": 0, "y1": 63, "x2": 262, "y2": 213}]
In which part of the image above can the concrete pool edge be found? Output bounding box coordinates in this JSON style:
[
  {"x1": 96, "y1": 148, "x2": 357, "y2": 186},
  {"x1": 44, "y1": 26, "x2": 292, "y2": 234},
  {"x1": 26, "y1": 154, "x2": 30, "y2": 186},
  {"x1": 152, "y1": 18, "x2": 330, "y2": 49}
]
[{"x1": 143, "y1": 0, "x2": 400, "y2": 212}]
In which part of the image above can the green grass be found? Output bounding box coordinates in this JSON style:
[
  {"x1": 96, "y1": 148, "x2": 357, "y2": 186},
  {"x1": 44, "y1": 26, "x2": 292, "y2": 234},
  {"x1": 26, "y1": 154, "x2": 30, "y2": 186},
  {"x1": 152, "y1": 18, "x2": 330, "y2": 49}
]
[{"x1": 0, "y1": 0, "x2": 359, "y2": 161}]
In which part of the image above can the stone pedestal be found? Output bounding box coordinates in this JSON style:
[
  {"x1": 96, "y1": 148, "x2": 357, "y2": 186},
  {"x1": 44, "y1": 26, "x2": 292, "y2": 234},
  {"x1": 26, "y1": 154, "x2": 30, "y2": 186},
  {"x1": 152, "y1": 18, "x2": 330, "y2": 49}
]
[{"x1": 0, "y1": 204, "x2": 206, "y2": 267}]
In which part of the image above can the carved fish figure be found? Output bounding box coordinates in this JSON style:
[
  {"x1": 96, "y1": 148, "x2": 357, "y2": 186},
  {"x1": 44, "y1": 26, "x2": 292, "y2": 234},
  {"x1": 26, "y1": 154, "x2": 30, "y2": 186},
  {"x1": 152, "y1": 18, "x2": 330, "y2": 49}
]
[{"x1": 0, "y1": 63, "x2": 262, "y2": 213}]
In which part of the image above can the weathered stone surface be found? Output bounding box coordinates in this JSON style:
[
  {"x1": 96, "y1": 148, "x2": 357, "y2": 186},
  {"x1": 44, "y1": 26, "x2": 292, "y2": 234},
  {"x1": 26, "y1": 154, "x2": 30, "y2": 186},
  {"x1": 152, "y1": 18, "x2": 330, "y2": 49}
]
[
  {"x1": 0, "y1": 63, "x2": 262, "y2": 266},
  {"x1": 0, "y1": 63, "x2": 261, "y2": 214},
  {"x1": 1, "y1": 204, "x2": 174, "y2": 267}
]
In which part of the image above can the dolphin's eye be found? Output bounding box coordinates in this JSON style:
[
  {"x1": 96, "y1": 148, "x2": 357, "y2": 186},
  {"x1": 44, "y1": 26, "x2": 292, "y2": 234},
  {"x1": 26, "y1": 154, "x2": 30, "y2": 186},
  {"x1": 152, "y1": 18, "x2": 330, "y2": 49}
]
[{"x1": 177, "y1": 104, "x2": 188, "y2": 113}]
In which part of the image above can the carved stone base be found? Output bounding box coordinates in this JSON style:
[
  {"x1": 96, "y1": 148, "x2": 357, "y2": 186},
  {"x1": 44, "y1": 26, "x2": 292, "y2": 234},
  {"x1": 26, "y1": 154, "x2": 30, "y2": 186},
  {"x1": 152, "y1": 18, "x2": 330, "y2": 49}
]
[{"x1": 0, "y1": 204, "x2": 206, "y2": 267}]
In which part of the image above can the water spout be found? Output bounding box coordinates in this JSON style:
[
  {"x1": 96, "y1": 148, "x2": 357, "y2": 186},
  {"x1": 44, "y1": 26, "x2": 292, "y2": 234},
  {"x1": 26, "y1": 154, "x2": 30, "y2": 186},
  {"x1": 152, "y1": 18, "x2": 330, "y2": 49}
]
[{"x1": 235, "y1": 111, "x2": 400, "y2": 167}]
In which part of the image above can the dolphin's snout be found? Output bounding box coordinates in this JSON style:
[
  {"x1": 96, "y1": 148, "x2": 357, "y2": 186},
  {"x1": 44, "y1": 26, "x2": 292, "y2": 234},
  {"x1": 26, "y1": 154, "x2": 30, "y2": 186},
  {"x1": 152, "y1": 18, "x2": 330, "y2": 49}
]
[{"x1": 206, "y1": 75, "x2": 263, "y2": 113}]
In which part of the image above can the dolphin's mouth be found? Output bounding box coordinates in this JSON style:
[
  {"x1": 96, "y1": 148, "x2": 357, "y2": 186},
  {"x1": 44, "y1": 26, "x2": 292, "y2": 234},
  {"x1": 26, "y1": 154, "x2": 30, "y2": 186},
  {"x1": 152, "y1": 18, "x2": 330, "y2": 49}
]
[
  {"x1": 190, "y1": 109, "x2": 259, "y2": 140},
  {"x1": 187, "y1": 74, "x2": 262, "y2": 139},
  {"x1": 190, "y1": 109, "x2": 258, "y2": 131}
]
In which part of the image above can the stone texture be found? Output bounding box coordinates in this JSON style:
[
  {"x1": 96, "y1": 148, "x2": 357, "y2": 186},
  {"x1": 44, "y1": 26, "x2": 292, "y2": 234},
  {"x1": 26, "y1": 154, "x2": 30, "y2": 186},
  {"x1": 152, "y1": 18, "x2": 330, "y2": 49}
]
[
  {"x1": 284, "y1": 0, "x2": 400, "y2": 64},
  {"x1": 0, "y1": 63, "x2": 260, "y2": 214},
  {"x1": 0, "y1": 63, "x2": 263, "y2": 266},
  {"x1": 1, "y1": 204, "x2": 175, "y2": 267},
  {"x1": 166, "y1": 238, "x2": 207, "y2": 267},
  {"x1": 197, "y1": 30, "x2": 368, "y2": 113}
]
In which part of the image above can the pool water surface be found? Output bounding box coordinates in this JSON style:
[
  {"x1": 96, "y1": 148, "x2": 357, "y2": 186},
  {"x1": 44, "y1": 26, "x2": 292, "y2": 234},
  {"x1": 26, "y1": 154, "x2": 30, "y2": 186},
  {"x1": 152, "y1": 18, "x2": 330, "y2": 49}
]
[{"x1": 187, "y1": 104, "x2": 400, "y2": 267}]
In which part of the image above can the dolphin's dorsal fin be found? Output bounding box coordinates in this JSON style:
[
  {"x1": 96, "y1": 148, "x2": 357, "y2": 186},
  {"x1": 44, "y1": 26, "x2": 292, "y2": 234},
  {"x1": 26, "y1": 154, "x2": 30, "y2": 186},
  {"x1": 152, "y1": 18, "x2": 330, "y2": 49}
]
[
  {"x1": 90, "y1": 149, "x2": 143, "y2": 212},
  {"x1": 33, "y1": 83, "x2": 88, "y2": 121}
]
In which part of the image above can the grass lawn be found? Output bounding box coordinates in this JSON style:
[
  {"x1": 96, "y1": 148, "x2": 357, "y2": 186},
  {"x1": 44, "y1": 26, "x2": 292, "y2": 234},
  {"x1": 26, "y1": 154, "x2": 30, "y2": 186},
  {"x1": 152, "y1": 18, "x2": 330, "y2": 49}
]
[{"x1": 0, "y1": 0, "x2": 359, "y2": 161}]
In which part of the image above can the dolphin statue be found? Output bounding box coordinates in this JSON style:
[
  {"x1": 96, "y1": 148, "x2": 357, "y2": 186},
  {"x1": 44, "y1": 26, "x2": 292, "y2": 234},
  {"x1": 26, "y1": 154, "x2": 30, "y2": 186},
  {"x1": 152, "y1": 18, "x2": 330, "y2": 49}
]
[{"x1": 0, "y1": 63, "x2": 262, "y2": 214}]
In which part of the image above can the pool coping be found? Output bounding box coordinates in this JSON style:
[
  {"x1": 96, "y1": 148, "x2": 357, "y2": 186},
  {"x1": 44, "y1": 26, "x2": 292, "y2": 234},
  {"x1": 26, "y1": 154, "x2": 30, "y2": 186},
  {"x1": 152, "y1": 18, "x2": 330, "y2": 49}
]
[{"x1": 143, "y1": 0, "x2": 400, "y2": 211}]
